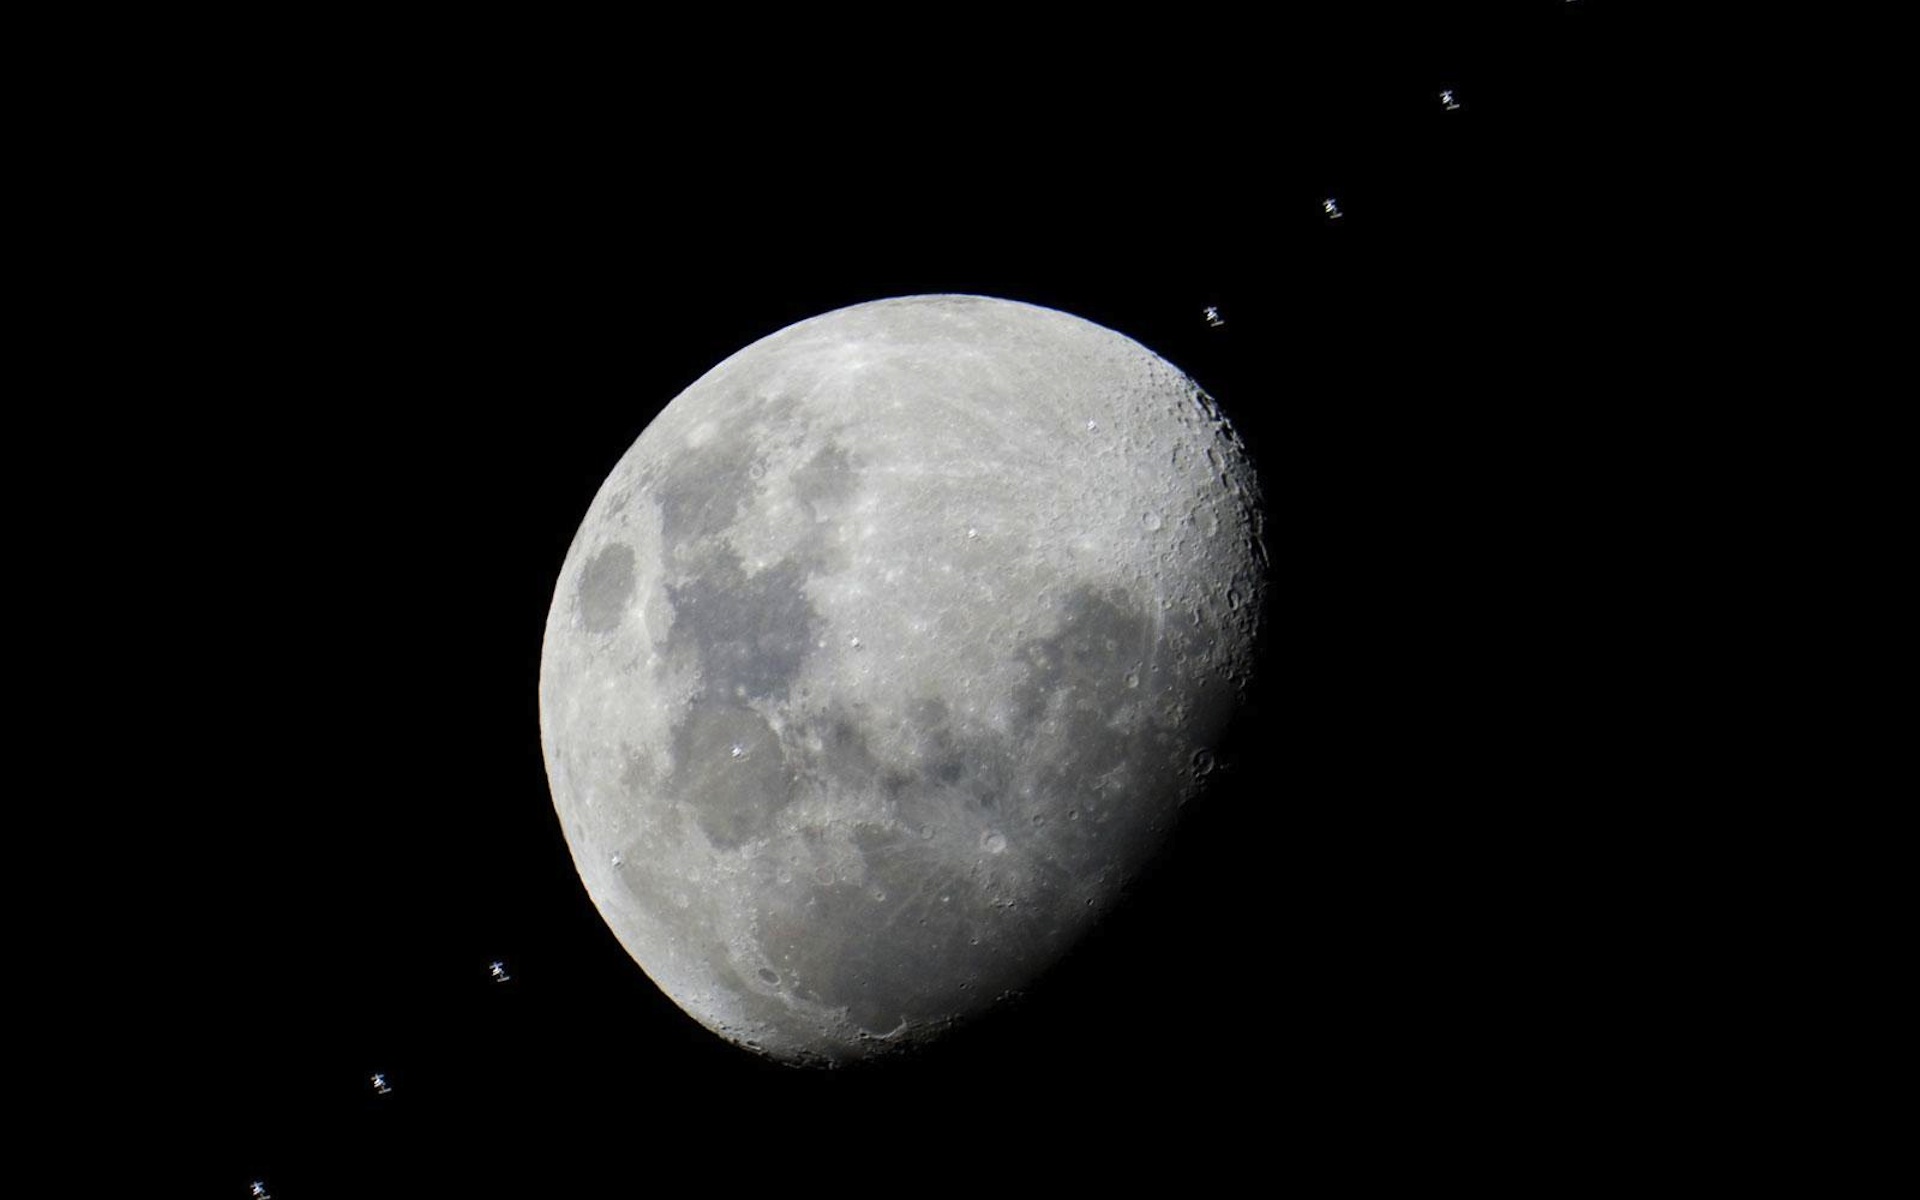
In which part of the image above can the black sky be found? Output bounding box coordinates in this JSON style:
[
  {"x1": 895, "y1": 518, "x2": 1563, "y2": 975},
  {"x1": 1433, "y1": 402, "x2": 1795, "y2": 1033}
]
[{"x1": 136, "y1": 5, "x2": 1666, "y2": 1193}]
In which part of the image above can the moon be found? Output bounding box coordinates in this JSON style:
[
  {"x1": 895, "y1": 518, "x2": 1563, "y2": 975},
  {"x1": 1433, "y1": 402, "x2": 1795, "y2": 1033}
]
[{"x1": 539, "y1": 295, "x2": 1267, "y2": 1065}]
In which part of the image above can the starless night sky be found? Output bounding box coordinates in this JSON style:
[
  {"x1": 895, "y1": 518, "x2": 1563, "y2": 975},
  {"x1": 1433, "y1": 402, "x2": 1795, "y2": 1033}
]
[{"x1": 147, "y1": 4, "x2": 1660, "y2": 1193}]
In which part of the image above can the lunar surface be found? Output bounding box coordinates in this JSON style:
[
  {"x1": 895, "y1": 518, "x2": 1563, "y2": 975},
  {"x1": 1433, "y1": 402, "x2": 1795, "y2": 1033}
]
[{"x1": 539, "y1": 295, "x2": 1267, "y2": 1065}]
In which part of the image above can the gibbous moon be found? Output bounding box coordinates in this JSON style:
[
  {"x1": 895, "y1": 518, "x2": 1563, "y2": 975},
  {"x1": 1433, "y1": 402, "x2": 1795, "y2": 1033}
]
[{"x1": 539, "y1": 295, "x2": 1267, "y2": 1065}]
